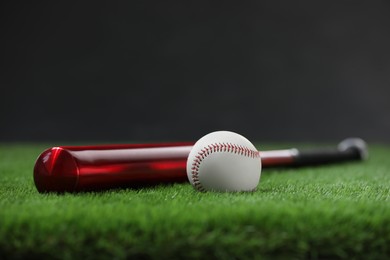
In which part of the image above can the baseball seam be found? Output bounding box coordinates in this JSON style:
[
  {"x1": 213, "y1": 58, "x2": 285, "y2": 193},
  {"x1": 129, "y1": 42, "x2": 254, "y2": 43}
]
[{"x1": 190, "y1": 142, "x2": 260, "y2": 192}]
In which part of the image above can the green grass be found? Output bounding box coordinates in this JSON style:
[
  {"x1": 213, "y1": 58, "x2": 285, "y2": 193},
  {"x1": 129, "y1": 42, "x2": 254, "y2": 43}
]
[{"x1": 0, "y1": 143, "x2": 389, "y2": 259}]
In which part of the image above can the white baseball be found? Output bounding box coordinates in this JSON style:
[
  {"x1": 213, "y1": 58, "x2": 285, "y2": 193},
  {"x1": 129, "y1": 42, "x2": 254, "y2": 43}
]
[{"x1": 186, "y1": 131, "x2": 262, "y2": 192}]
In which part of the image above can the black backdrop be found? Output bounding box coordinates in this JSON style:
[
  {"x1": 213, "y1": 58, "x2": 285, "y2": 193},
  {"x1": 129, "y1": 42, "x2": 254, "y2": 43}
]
[{"x1": 1, "y1": 1, "x2": 390, "y2": 143}]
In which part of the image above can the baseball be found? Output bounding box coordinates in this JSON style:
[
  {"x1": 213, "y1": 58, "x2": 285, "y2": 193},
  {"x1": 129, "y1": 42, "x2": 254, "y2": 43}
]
[{"x1": 186, "y1": 131, "x2": 262, "y2": 192}]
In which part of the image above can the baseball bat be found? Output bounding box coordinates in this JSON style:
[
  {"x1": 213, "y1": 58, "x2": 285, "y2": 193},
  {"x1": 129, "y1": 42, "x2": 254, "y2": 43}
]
[{"x1": 34, "y1": 138, "x2": 367, "y2": 193}]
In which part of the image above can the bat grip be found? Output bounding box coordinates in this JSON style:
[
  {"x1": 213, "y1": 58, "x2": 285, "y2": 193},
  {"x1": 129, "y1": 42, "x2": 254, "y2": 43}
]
[{"x1": 292, "y1": 147, "x2": 362, "y2": 166}]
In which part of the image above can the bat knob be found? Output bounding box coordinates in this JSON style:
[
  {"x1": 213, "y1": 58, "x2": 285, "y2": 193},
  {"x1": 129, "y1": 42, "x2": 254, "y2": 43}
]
[{"x1": 338, "y1": 138, "x2": 368, "y2": 161}]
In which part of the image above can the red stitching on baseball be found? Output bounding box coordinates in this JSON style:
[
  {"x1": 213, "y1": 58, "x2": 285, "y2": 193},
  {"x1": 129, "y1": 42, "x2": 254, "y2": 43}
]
[{"x1": 191, "y1": 142, "x2": 260, "y2": 192}]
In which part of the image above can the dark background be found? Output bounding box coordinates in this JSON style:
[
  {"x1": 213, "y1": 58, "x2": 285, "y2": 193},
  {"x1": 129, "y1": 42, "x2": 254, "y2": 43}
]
[{"x1": 1, "y1": 1, "x2": 390, "y2": 143}]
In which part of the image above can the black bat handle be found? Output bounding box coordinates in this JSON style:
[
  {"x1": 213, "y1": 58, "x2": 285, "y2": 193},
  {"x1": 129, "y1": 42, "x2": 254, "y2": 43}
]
[{"x1": 292, "y1": 138, "x2": 368, "y2": 167}]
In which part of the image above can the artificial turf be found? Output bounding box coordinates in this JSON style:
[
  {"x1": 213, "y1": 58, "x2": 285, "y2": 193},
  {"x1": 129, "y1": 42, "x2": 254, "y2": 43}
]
[{"x1": 0, "y1": 143, "x2": 389, "y2": 259}]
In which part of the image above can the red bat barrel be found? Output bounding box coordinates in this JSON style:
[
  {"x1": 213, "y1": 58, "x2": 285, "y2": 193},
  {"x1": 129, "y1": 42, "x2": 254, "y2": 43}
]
[{"x1": 34, "y1": 143, "x2": 294, "y2": 193}]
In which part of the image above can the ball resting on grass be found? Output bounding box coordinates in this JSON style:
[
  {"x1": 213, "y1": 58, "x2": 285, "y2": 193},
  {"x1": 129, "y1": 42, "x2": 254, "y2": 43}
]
[{"x1": 186, "y1": 131, "x2": 262, "y2": 192}]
